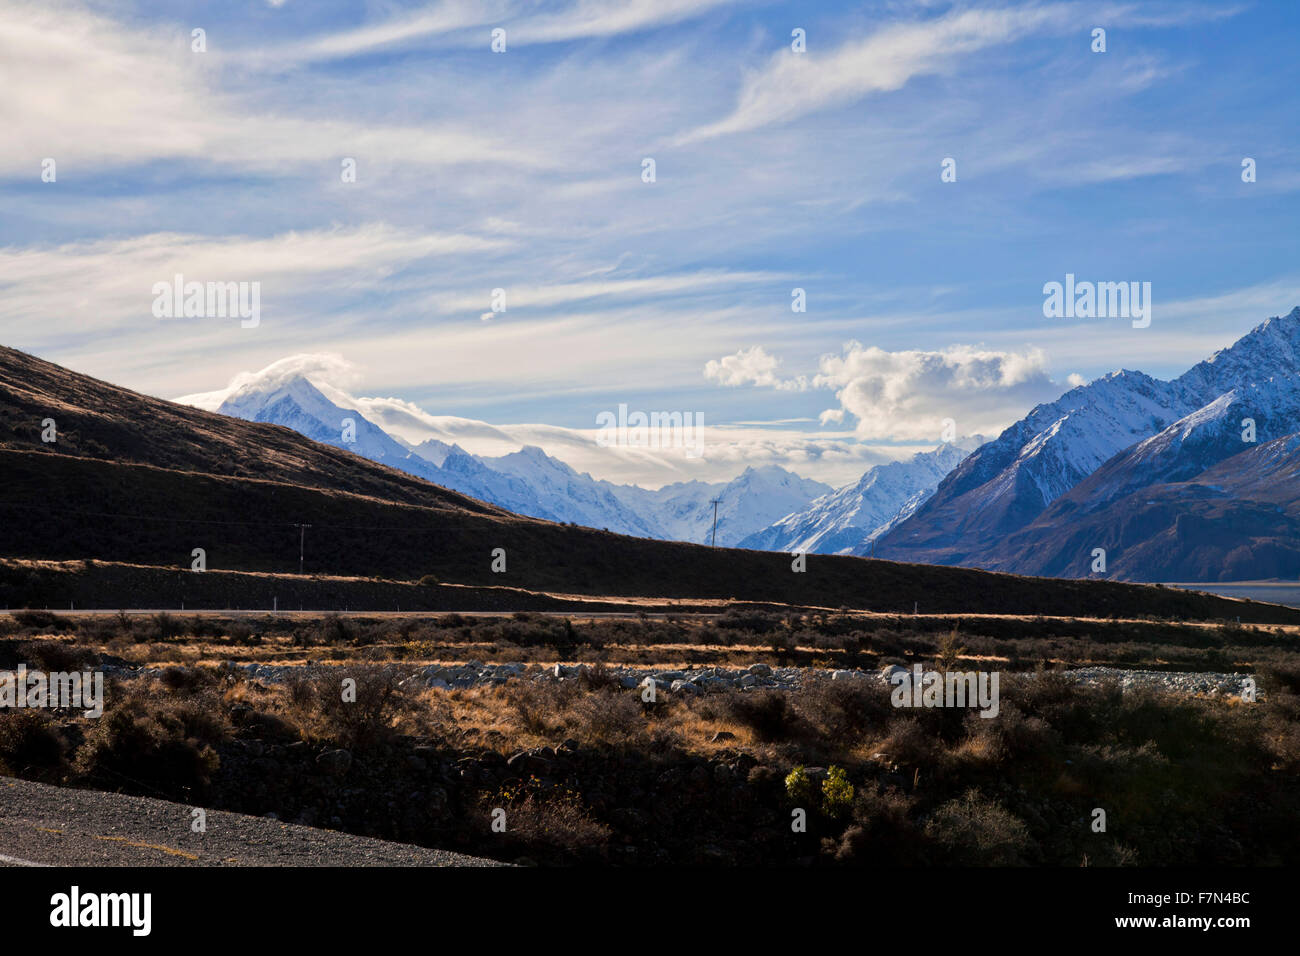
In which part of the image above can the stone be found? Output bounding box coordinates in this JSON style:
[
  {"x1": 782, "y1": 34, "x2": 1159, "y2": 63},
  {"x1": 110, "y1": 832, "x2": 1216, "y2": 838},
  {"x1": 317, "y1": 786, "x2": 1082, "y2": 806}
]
[
  {"x1": 881, "y1": 664, "x2": 909, "y2": 683},
  {"x1": 507, "y1": 750, "x2": 552, "y2": 775},
  {"x1": 316, "y1": 748, "x2": 353, "y2": 776}
]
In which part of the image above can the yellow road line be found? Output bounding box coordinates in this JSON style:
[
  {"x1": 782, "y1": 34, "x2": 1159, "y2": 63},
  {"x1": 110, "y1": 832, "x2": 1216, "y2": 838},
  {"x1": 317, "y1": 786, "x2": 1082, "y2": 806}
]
[{"x1": 94, "y1": 835, "x2": 200, "y2": 860}]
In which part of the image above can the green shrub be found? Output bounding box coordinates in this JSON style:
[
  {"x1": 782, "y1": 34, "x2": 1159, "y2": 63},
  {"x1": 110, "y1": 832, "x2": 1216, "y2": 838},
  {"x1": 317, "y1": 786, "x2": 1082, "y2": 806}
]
[
  {"x1": 785, "y1": 765, "x2": 816, "y2": 805},
  {"x1": 822, "y1": 765, "x2": 855, "y2": 817}
]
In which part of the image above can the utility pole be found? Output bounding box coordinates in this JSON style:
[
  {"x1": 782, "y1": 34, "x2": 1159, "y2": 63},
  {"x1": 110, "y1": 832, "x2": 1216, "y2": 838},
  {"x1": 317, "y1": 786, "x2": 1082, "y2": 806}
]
[
  {"x1": 296, "y1": 524, "x2": 311, "y2": 575},
  {"x1": 709, "y1": 498, "x2": 721, "y2": 547}
]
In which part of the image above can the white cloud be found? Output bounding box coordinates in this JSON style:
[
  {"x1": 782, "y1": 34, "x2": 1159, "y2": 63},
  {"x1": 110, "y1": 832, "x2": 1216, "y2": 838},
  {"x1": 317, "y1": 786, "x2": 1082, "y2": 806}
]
[
  {"x1": 515, "y1": 0, "x2": 736, "y2": 44},
  {"x1": 0, "y1": 224, "x2": 509, "y2": 333},
  {"x1": 255, "y1": 0, "x2": 736, "y2": 66},
  {"x1": 0, "y1": 0, "x2": 544, "y2": 176},
  {"x1": 261, "y1": 0, "x2": 503, "y2": 65},
  {"x1": 704, "y1": 345, "x2": 806, "y2": 390},
  {"x1": 435, "y1": 270, "x2": 782, "y2": 315},
  {"x1": 177, "y1": 353, "x2": 360, "y2": 409},
  {"x1": 678, "y1": 4, "x2": 1076, "y2": 143},
  {"x1": 812, "y1": 343, "x2": 1062, "y2": 441}
]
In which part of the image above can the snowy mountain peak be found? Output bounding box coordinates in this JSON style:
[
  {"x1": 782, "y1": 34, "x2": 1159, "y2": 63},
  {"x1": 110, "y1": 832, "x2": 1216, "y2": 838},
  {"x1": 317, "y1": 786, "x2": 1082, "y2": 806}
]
[
  {"x1": 875, "y1": 306, "x2": 1300, "y2": 573},
  {"x1": 737, "y1": 440, "x2": 979, "y2": 556}
]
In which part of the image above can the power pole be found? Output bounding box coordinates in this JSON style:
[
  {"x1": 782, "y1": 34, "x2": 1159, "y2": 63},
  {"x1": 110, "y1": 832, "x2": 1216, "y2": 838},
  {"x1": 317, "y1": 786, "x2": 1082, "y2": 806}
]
[
  {"x1": 709, "y1": 498, "x2": 721, "y2": 547},
  {"x1": 296, "y1": 524, "x2": 311, "y2": 575}
]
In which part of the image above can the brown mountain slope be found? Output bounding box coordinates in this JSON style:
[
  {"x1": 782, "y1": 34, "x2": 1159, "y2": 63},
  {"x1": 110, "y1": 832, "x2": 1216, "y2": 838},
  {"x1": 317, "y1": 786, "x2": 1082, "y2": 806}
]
[
  {"x1": 1, "y1": 345, "x2": 1296, "y2": 622},
  {"x1": 974, "y1": 433, "x2": 1300, "y2": 581},
  {"x1": 0, "y1": 345, "x2": 500, "y2": 514}
]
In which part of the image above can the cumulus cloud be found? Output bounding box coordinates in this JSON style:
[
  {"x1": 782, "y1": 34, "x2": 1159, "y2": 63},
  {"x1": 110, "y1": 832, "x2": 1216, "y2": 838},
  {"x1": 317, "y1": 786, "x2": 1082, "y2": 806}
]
[
  {"x1": 812, "y1": 343, "x2": 1062, "y2": 441},
  {"x1": 704, "y1": 346, "x2": 806, "y2": 390}
]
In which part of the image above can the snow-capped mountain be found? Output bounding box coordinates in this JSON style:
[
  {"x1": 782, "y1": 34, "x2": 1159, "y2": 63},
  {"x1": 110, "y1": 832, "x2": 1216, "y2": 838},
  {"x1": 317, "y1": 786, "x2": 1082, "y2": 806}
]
[
  {"x1": 737, "y1": 439, "x2": 981, "y2": 555},
  {"x1": 876, "y1": 306, "x2": 1300, "y2": 575},
  {"x1": 477, "y1": 445, "x2": 661, "y2": 537},
  {"x1": 617, "y1": 466, "x2": 833, "y2": 546},
  {"x1": 218, "y1": 376, "x2": 451, "y2": 485},
  {"x1": 215, "y1": 376, "x2": 829, "y2": 543}
]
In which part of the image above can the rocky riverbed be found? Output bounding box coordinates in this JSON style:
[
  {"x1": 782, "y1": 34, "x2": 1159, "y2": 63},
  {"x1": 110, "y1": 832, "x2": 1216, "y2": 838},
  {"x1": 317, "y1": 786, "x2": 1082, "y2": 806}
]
[{"x1": 110, "y1": 659, "x2": 1260, "y2": 698}]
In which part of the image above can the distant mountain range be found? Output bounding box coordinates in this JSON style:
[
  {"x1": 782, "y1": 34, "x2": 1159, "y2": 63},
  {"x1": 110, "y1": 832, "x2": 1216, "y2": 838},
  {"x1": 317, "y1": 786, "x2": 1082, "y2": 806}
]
[
  {"x1": 210, "y1": 306, "x2": 1300, "y2": 583},
  {"x1": 216, "y1": 376, "x2": 833, "y2": 546},
  {"x1": 737, "y1": 438, "x2": 982, "y2": 555}
]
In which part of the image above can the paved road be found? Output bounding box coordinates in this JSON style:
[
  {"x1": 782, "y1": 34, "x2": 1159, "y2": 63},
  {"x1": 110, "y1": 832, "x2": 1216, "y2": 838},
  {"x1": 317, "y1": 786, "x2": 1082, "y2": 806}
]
[{"x1": 0, "y1": 777, "x2": 501, "y2": 867}]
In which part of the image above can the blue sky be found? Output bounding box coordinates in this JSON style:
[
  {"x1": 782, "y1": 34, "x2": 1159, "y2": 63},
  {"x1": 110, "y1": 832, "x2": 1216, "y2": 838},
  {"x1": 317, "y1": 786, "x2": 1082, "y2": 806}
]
[{"x1": 1, "y1": 0, "x2": 1297, "y2": 486}]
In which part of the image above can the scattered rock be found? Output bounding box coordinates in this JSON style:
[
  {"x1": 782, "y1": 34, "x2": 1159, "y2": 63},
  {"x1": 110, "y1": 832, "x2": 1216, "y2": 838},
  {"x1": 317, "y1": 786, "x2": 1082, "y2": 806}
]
[{"x1": 316, "y1": 749, "x2": 353, "y2": 776}]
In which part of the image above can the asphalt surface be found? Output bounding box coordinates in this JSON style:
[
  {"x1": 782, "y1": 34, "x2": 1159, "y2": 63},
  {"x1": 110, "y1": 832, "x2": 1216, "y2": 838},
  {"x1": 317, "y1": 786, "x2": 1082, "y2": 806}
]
[{"x1": 0, "y1": 777, "x2": 502, "y2": 867}]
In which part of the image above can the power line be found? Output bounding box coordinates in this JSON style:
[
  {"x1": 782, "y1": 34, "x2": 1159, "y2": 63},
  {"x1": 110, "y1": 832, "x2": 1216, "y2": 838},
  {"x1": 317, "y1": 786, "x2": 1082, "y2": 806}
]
[{"x1": 709, "y1": 498, "x2": 721, "y2": 547}]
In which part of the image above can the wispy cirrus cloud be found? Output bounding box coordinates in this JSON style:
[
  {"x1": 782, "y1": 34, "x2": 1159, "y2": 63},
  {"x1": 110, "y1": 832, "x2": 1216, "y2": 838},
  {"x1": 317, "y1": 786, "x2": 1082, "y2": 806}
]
[
  {"x1": 434, "y1": 270, "x2": 785, "y2": 316},
  {"x1": 0, "y1": 0, "x2": 546, "y2": 177},
  {"x1": 250, "y1": 0, "x2": 737, "y2": 67},
  {"x1": 677, "y1": 4, "x2": 1079, "y2": 144},
  {"x1": 0, "y1": 225, "x2": 510, "y2": 332}
]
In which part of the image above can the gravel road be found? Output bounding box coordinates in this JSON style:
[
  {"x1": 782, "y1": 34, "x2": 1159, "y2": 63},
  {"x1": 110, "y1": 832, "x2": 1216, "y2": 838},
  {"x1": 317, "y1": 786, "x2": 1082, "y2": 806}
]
[{"x1": 0, "y1": 777, "x2": 501, "y2": 867}]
